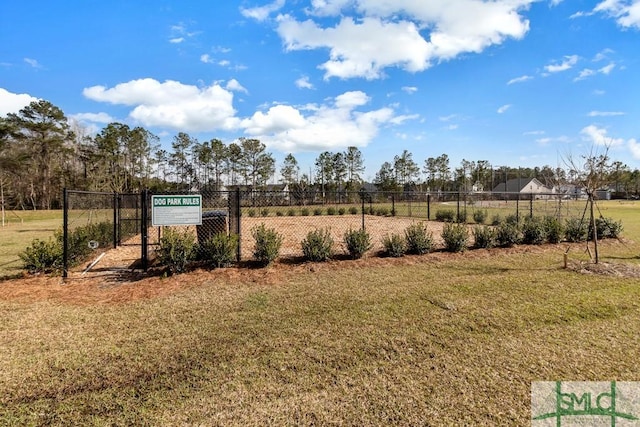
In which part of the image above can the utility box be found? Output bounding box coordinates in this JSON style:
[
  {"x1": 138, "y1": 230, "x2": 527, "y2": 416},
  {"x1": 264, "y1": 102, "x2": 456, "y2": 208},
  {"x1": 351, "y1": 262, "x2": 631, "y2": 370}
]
[{"x1": 196, "y1": 210, "x2": 228, "y2": 244}]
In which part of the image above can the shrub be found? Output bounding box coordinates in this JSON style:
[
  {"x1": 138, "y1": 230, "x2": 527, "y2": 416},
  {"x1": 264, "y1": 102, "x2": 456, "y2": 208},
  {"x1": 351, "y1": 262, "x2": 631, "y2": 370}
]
[
  {"x1": 382, "y1": 233, "x2": 407, "y2": 257},
  {"x1": 326, "y1": 206, "x2": 336, "y2": 215},
  {"x1": 593, "y1": 217, "x2": 623, "y2": 240},
  {"x1": 565, "y1": 218, "x2": 588, "y2": 243},
  {"x1": 348, "y1": 206, "x2": 358, "y2": 215},
  {"x1": 473, "y1": 226, "x2": 496, "y2": 249},
  {"x1": 367, "y1": 206, "x2": 375, "y2": 215},
  {"x1": 260, "y1": 208, "x2": 269, "y2": 217},
  {"x1": 343, "y1": 228, "x2": 372, "y2": 259},
  {"x1": 495, "y1": 221, "x2": 522, "y2": 247},
  {"x1": 338, "y1": 207, "x2": 346, "y2": 215},
  {"x1": 505, "y1": 213, "x2": 520, "y2": 225},
  {"x1": 287, "y1": 208, "x2": 296, "y2": 216},
  {"x1": 376, "y1": 206, "x2": 390, "y2": 216},
  {"x1": 21, "y1": 221, "x2": 117, "y2": 274},
  {"x1": 157, "y1": 228, "x2": 197, "y2": 274},
  {"x1": 62, "y1": 222, "x2": 114, "y2": 266},
  {"x1": 441, "y1": 223, "x2": 469, "y2": 253},
  {"x1": 247, "y1": 209, "x2": 256, "y2": 217},
  {"x1": 456, "y1": 210, "x2": 468, "y2": 224},
  {"x1": 301, "y1": 228, "x2": 334, "y2": 262},
  {"x1": 404, "y1": 223, "x2": 433, "y2": 255},
  {"x1": 275, "y1": 210, "x2": 284, "y2": 217},
  {"x1": 607, "y1": 218, "x2": 623, "y2": 238},
  {"x1": 473, "y1": 209, "x2": 488, "y2": 224},
  {"x1": 521, "y1": 216, "x2": 547, "y2": 245},
  {"x1": 20, "y1": 238, "x2": 63, "y2": 274},
  {"x1": 544, "y1": 216, "x2": 564, "y2": 244},
  {"x1": 313, "y1": 208, "x2": 323, "y2": 216},
  {"x1": 199, "y1": 233, "x2": 238, "y2": 268},
  {"x1": 300, "y1": 207, "x2": 310, "y2": 216},
  {"x1": 252, "y1": 224, "x2": 283, "y2": 266},
  {"x1": 435, "y1": 209, "x2": 456, "y2": 222},
  {"x1": 491, "y1": 214, "x2": 502, "y2": 226}
]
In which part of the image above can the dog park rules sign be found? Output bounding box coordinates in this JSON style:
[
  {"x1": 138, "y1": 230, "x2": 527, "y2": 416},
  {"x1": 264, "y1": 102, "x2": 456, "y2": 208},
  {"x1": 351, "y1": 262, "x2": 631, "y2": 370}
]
[{"x1": 151, "y1": 195, "x2": 202, "y2": 226}]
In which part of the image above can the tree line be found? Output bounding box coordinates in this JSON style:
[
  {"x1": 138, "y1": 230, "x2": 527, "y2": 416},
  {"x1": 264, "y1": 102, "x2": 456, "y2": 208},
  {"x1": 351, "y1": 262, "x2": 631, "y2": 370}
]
[{"x1": 1, "y1": 99, "x2": 639, "y2": 210}]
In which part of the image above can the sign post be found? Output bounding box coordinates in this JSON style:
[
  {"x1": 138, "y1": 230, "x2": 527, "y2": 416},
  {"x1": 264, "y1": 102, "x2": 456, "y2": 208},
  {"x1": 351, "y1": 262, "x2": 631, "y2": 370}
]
[{"x1": 151, "y1": 195, "x2": 202, "y2": 226}]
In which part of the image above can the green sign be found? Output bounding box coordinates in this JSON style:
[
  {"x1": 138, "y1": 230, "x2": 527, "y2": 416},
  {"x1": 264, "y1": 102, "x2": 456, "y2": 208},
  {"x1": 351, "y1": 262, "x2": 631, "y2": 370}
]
[{"x1": 151, "y1": 195, "x2": 202, "y2": 226}]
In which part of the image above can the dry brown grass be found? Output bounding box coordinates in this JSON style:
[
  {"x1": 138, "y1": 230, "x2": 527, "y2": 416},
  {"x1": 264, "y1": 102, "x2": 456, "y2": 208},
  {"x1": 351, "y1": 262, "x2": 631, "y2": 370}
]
[{"x1": 1, "y1": 240, "x2": 640, "y2": 425}]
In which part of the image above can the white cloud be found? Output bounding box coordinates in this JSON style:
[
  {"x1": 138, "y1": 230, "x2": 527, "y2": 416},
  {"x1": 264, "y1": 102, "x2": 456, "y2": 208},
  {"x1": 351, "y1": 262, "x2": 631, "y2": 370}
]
[
  {"x1": 295, "y1": 76, "x2": 315, "y2": 89},
  {"x1": 239, "y1": 90, "x2": 402, "y2": 151},
  {"x1": 83, "y1": 78, "x2": 239, "y2": 132},
  {"x1": 574, "y1": 69, "x2": 595, "y2": 81},
  {"x1": 593, "y1": 48, "x2": 614, "y2": 62},
  {"x1": 83, "y1": 79, "x2": 407, "y2": 151},
  {"x1": 587, "y1": 111, "x2": 625, "y2": 117},
  {"x1": 24, "y1": 58, "x2": 42, "y2": 68},
  {"x1": 570, "y1": 11, "x2": 589, "y2": 19},
  {"x1": 225, "y1": 79, "x2": 248, "y2": 94},
  {"x1": 0, "y1": 88, "x2": 38, "y2": 116},
  {"x1": 580, "y1": 124, "x2": 625, "y2": 146},
  {"x1": 274, "y1": 0, "x2": 531, "y2": 80},
  {"x1": 70, "y1": 112, "x2": 115, "y2": 124},
  {"x1": 629, "y1": 139, "x2": 640, "y2": 159},
  {"x1": 544, "y1": 55, "x2": 579, "y2": 73},
  {"x1": 401, "y1": 86, "x2": 418, "y2": 94},
  {"x1": 241, "y1": 0, "x2": 285, "y2": 21},
  {"x1": 439, "y1": 114, "x2": 457, "y2": 122},
  {"x1": 200, "y1": 54, "x2": 214, "y2": 64},
  {"x1": 497, "y1": 104, "x2": 511, "y2": 114},
  {"x1": 218, "y1": 59, "x2": 231, "y2": 67},
  {"x1": 168, "y1": 22, "x2": 199, "y2": 44},
  {"x1": 536, "y1": 135, "x2": 570, "y2": 145},
  {"x1": 389, "y1": 113, "x2": 420, "y2": 125},
  {"x1": 574, "y1": 62, "x2": 616, "y2": 81},
  {"x1": 594, "y1": 0, "x2": 640, "y2": 29},
  {"x1": 599, "y1": 62, "x2": 615, "y2": 74},
  {"x1": 507, "y1": 75, "x2": 533, "y2": 85}
]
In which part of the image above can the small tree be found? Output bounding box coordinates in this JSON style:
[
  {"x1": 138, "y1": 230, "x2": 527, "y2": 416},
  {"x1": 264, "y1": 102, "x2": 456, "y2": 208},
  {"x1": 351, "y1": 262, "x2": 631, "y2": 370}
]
[{"x1": 564, "y1": 145, "x2": 613, "y2": 263}]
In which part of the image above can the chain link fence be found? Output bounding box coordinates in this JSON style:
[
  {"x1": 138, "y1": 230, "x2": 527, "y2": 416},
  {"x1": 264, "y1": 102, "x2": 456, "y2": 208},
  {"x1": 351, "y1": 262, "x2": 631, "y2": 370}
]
[{"x1": 64, "y1": 188, "x2": 593, "y2": 274}]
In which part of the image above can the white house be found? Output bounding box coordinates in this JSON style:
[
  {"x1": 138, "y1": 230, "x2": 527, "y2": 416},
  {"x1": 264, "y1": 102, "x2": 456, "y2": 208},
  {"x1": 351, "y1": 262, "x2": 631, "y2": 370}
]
[{"x1": 492, "y1": 178, "x2": 553, "y2": 199}]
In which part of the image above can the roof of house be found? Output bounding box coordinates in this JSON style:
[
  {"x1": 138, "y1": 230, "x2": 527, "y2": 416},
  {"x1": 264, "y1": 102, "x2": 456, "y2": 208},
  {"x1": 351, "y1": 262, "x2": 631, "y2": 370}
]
[{"x1": 492, "y1": 177, "x2": 551, "y2": 193}]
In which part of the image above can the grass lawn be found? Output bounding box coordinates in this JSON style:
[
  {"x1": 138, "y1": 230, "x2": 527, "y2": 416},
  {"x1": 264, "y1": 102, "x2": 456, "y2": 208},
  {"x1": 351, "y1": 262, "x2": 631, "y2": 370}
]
[
  {"x1": 0, "y1": 201, "x2": 639, "y2": 425},
  {"x1": 0, "y1": 210, "x2": 62, "y2": 278}
]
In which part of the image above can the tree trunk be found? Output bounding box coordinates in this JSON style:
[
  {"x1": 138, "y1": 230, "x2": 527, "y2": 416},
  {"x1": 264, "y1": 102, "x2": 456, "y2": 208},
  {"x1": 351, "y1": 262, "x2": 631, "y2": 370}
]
[{"x1": 590, "y1": 195, "x2": 599, "y2": 264}]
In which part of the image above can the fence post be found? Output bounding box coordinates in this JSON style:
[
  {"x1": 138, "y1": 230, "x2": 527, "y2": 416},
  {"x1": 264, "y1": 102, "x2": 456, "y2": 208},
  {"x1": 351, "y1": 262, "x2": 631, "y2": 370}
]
[
  {"x1": 235, "y1": 188, "x2": 241, "y2": 262},
  {"x1": 141, "y1": 189, "x2": 148, "y2": 271},
  {"x1": 456, "y1": 191, "x2": 461, "y2": 222},
  {"x1": 530, "y1": 193, "x2": 534, "y2": 219},
  {"x1": 113, "y1": 192, "x2": 118, "y2": 248},
  {"x1": 62, "y1": 188, "x2": 68, "y2": 280},
  {"x1": 359, "y1": 188, "x2": 365, "y2": 231},
  {"x1": 391, "y1": 194, "x2": 396, "y2": 216},
  {"x1": 427, "y1": 193, "x2": 431, "y2": 220}
]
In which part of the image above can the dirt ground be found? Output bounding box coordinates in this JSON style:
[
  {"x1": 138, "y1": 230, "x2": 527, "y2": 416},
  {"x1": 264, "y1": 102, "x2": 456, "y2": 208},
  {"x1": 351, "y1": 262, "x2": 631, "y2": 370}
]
[
  {"x1": 239, "y1": 215, "x2": 447, "y2": 258},
  {"x1": 1, "y1": 215, "x2": 638, "y2": 305}
]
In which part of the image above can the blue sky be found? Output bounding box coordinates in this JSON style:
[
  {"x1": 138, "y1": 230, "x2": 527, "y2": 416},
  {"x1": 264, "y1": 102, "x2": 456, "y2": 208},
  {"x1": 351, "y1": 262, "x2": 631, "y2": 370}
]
[{"x1": 1, "y1": 0, "x2": 639, "y2": 180}]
